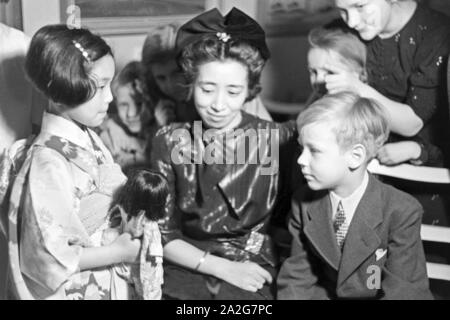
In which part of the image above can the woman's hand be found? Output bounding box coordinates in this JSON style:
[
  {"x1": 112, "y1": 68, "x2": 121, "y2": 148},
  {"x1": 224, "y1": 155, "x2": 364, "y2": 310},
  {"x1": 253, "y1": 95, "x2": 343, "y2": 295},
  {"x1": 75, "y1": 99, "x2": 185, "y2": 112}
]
[
  {"x1": 111, "y1": 233, "x2": 141, "y2": 263},
  {"x1": 215, "y1": 260, "x2": 272, "y2": 292},
  {"x1": 377, "y1": 141, "x2": 422, "y2": 165},
  {"x1": 323, "y1": 64, "x2": 367, "y2": 96},
  {"x1": 163, "y1": 240, "x2": 272, "y2": 292}
]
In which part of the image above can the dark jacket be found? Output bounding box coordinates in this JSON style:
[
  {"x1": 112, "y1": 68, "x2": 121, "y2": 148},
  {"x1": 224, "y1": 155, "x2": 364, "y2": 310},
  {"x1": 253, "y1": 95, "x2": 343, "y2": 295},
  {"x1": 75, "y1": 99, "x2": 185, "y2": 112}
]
[{"x1": 277, "y1": 174, "x2": 433, "y2": 300}]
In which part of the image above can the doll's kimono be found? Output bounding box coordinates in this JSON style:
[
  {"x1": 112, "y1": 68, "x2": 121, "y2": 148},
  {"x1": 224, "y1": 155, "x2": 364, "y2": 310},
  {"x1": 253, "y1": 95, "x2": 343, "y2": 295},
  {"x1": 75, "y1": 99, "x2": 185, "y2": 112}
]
[
  {"x1": 101, "y1": 205, "x2": 164, "y2": 300},
  {"x1": 7, "y1": 112, "x2": 130, "y2": 299}
]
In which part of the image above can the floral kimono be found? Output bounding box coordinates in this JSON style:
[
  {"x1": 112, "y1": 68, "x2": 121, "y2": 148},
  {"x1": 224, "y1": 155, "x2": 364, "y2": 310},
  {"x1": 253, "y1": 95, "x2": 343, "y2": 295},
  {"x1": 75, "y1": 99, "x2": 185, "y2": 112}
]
[{"x1": 8, "y1": 112, "x2": 130, "y2": 299}]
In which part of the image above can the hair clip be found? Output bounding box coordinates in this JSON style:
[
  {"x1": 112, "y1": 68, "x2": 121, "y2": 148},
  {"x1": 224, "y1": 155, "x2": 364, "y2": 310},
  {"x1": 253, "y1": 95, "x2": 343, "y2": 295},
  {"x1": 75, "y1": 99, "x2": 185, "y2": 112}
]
[
  {"x1": 216, "y1": 32, "x2": 231, "y2": 43},
  {"x1": 72, "y1": 40, "x2": 92, "y2": 63}
]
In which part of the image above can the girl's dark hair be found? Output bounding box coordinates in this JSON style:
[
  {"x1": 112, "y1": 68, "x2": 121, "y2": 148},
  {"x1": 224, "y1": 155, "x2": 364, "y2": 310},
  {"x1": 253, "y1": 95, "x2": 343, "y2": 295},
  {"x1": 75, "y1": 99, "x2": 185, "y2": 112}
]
[
  {"x1": 25, "y1": 24, "x2": 113, "y2": 108},
  {"x1": 115, "y1": 169, "x2": 169, "y2": 221},
  {"x1": 179, "y1": 35, "x2": 266, "y2": 102}
]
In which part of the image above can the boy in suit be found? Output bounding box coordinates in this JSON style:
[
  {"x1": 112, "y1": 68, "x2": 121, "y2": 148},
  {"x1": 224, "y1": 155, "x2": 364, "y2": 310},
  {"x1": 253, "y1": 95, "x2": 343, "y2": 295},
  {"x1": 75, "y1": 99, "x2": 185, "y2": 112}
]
[{"x1": 277, "y1": 92, "x2": 433, "y2": 299}]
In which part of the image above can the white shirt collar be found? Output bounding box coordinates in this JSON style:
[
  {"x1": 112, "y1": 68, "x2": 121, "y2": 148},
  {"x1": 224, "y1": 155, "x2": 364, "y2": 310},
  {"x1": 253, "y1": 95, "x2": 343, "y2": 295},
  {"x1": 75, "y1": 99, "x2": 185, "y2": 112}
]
[
  {"x1": 329, "y1": 171, "x2": 369, "y2": 226},
  {"x1": 40, "y1": 111, "x2": 92, "y2": 150}
]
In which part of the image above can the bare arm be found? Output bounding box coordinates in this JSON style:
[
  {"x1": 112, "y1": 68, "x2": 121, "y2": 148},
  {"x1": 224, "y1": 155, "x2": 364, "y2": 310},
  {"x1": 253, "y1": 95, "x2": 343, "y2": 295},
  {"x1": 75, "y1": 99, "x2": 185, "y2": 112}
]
[
  {"x1": 360, "y1": 85, "x2": 423, "y2": 137},
  {"x1": 164, "y1": 239, "x2": 272, "y2": 292},
  {"x1": 324, "y1": 64, "x2": 423, "y2": 137},
  {"x1": 79, "y1": 233, "x2": 140, "y2": 270},
  {"x1": 151, "y1": 130, "x2": 271, "y2": 292}
]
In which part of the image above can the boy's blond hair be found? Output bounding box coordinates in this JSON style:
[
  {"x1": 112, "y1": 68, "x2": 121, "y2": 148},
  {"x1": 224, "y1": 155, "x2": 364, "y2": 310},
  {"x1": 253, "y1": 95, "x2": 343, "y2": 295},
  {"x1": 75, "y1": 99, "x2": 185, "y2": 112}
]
[{"x1": 297, "y1": 92, "x2": 389, "y2": 161}]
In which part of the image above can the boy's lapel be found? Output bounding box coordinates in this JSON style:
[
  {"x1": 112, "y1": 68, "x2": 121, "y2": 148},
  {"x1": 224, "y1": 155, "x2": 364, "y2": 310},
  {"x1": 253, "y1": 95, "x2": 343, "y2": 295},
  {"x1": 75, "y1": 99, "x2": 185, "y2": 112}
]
[
  {"x1": 304, "y1": 195, "x2": 341, "y2": 270},
  {"x1": 337, "y1": 174, "x2": 383, "y2": 287}
]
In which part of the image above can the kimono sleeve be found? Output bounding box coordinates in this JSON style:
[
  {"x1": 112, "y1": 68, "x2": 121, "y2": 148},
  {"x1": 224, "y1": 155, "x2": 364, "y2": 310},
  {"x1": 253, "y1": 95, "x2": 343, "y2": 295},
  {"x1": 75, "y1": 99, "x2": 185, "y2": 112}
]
[{"x1": 20, "y1": 147, "x2": 85, "y2": 292}]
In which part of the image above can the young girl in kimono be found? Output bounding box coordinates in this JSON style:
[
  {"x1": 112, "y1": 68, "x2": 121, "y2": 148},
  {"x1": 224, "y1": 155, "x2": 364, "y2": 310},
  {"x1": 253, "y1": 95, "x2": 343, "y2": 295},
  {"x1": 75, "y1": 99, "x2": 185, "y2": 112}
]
[
  {"x1": 7, "y1": 24, "x2": 141, "y2": 299},
  {"x1": 99, "y1": 61, "x2": 157, "y2": 173},
  {"x1": 101, "y1": 169, "x2": 168, "y2": 300},
  {"x1": 150, "y1": 8, "x2": 296, "y2": 300}
]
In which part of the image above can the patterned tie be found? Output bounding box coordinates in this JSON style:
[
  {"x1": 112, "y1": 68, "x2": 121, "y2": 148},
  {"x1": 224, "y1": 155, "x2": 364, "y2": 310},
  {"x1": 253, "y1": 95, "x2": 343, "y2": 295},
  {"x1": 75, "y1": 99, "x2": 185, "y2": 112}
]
[{"x1": 334, "y1": 201, "x2": 348, "y2": 249}]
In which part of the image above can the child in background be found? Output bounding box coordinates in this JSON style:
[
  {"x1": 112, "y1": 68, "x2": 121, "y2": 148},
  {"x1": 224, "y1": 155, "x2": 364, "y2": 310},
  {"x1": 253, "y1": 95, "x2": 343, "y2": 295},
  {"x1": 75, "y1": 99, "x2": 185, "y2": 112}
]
[
  {"x1": 102, "y1": 169, "x2": 169, "y2": 300},
  {"x1": 141, "y1": 24, "x2": 187, "y2": 123},
  {"x1": 99, "y1": 61, "x2": 158, "y2": 173},
  {"x1": 277, "y1": 92, "x2": 432, "y2": 299},
  {"x1": 306, "y1": 26, "x2": 441, "y2": 166},
  {"x1": 306, "y1": 27, "x2": 367, "y2": 106}
]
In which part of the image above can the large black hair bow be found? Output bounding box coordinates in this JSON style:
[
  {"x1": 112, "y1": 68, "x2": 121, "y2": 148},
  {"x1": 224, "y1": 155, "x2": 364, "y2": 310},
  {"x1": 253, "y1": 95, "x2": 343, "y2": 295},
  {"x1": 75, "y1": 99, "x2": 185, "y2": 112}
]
[{"x1": 176, "y1": 7, "x2": 270, "y2": 60}]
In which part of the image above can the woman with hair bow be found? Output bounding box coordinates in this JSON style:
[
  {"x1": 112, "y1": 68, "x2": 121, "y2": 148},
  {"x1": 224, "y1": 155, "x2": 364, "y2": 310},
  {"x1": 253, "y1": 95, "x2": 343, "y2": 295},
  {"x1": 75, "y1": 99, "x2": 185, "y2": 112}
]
[{"x1": 150, "y1": 8, "x2": 297, "y2": 300}]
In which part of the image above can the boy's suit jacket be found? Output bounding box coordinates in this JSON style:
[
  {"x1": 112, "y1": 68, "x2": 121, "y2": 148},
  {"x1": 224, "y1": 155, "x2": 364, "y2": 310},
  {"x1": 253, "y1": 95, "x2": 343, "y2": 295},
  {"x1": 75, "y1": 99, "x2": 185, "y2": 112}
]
[{"x1": 277, "y1": 174, "x2": 433, "y2": 300}]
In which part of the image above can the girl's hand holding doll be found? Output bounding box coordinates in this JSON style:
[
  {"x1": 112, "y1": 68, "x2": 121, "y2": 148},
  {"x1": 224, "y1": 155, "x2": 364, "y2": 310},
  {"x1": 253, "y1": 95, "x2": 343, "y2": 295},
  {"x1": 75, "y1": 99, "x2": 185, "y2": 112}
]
[
  {"x1": 79, "y1": 233, "x2": 141, "y2": 270},
  {"x1": 110, "y1": 233, "x2": 142, "y2": 263}
]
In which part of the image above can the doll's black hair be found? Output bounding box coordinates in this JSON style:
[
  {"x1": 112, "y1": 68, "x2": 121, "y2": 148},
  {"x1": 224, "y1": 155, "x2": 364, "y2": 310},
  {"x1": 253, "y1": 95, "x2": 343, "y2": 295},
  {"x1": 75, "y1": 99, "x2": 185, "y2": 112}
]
[{"x1": 114, "y1": 169, "x2": 169, "y2": 221}]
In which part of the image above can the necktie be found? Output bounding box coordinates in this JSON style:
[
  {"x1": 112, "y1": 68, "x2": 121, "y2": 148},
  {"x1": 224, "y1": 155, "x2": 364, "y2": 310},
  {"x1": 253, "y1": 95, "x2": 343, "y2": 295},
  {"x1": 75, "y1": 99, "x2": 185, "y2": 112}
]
[{"x1": 334, "y1": 201, "x2": 348, "y2": 249}]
